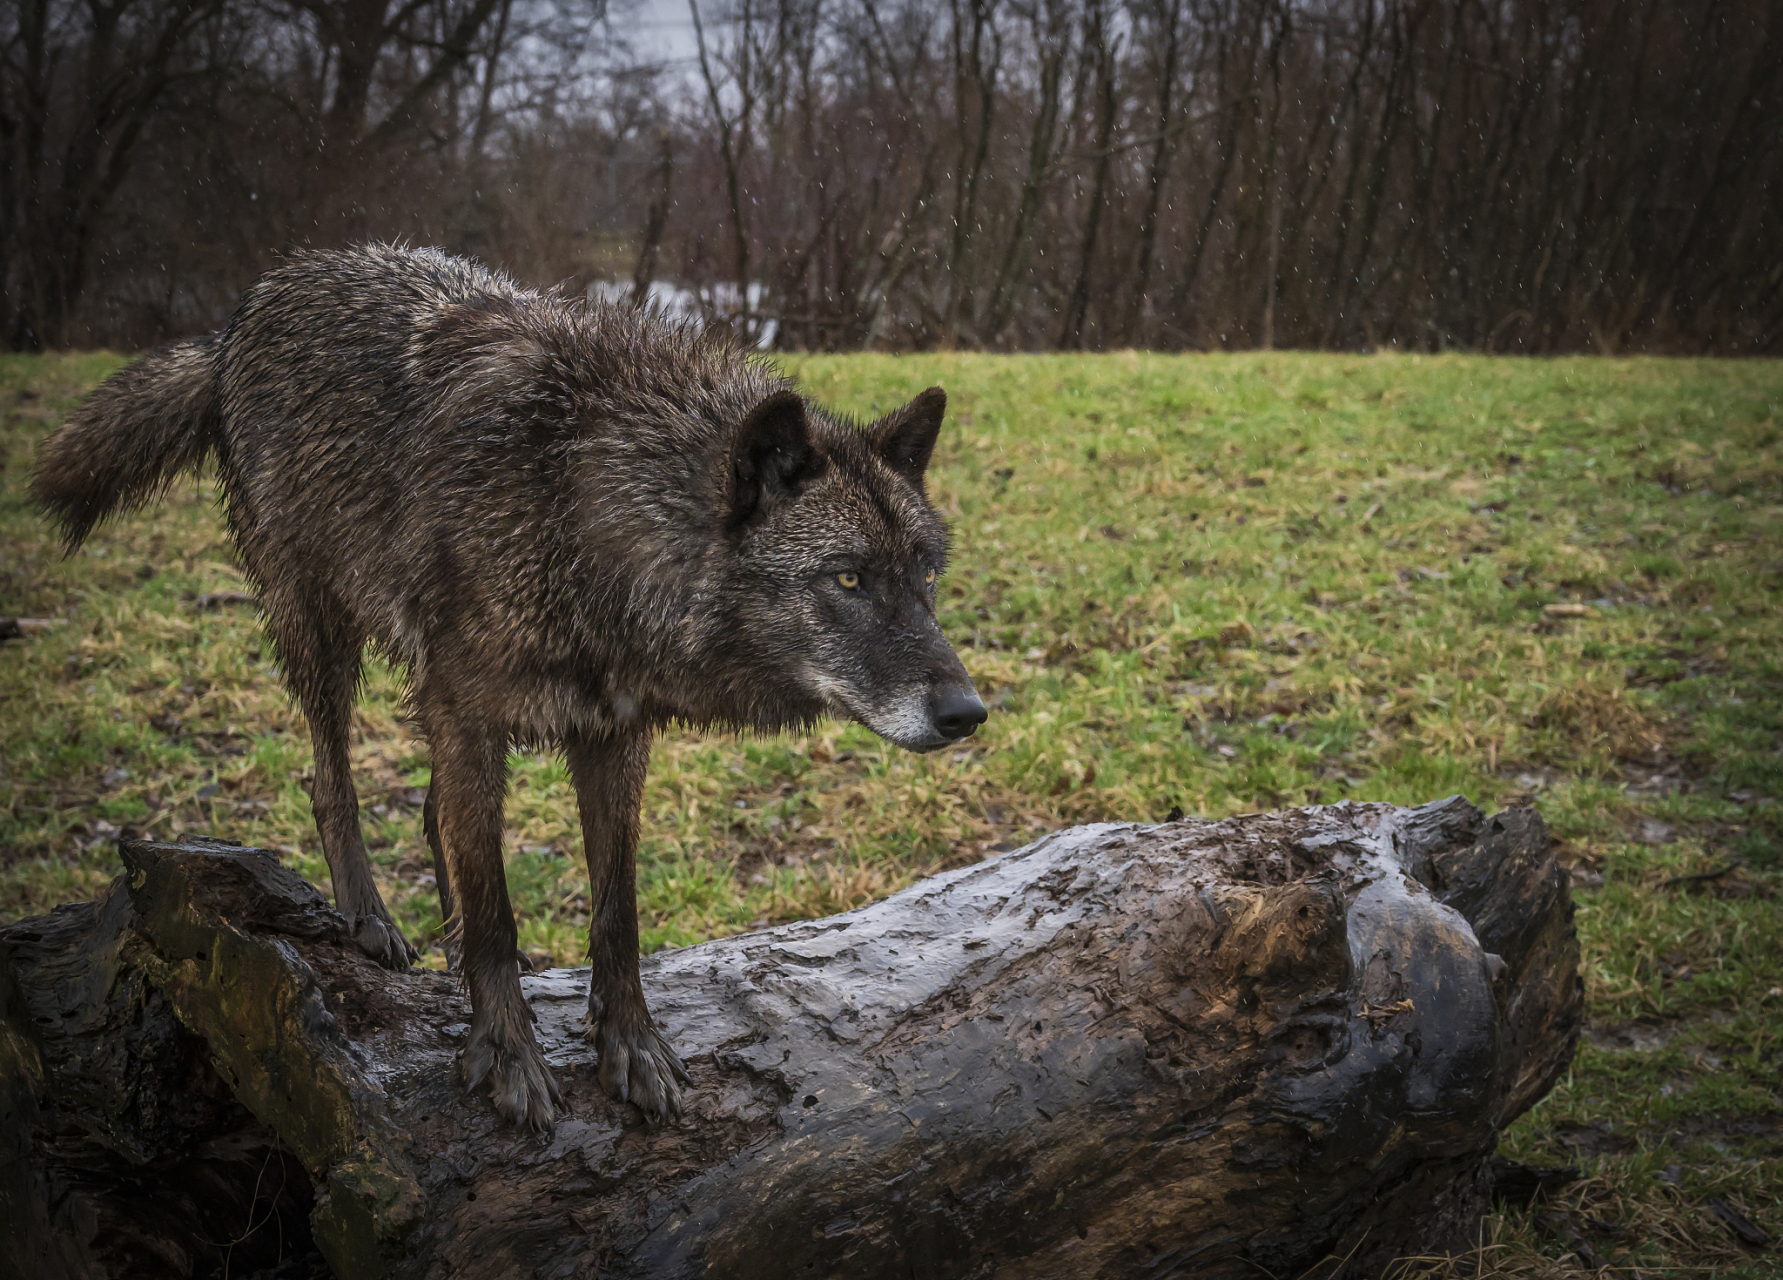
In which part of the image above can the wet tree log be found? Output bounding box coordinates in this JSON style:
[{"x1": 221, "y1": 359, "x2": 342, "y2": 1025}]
[{"x1": 0, "y1": 796, "x2": 1581, "y2": 1280}]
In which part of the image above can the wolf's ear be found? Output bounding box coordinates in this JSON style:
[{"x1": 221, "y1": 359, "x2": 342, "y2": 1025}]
[
  {"x1": 871, "y1": 386, "x2": 946, "y2": 488},
  {"x1": 729, "y1": 390, "x2": 816, "y2": 524}
]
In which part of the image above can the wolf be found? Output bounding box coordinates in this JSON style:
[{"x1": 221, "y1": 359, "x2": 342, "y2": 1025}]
[{"x1": 34, "y1": 244, "x2": 986, "y2": 1130}]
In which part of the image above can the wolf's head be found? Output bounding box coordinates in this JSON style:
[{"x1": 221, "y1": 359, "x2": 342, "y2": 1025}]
[{"x1": 717, "y1": 385, "x2": 986, "y2": 752}]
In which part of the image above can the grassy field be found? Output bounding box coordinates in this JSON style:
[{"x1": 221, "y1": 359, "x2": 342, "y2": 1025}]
[{"x1": 3, "y1": 350, "x2": 1780, "y2": 1275}]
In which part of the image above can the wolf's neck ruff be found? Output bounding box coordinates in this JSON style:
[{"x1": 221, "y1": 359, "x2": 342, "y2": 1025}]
[{"x1": 33, "y1": 243, "x2": 986, "y2": 1129}]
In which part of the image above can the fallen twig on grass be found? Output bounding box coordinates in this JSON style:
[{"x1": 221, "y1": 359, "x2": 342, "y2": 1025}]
[
  {"x1": 0, "y1": 617, "x2": 66, "y2": 639},
  {"x1": 1488, "y1": 1156, "x2": 1582, "y2": 1208},
  {"x1": 1658, "y1": 863, "x2": 1738, "y2": 889},
  {"x1": 193, "y1": 589, "x2": 259, "y2": 609},
  {"x1": 1708, "y1": 1198, "x2": 1772, "y2": 1249}
]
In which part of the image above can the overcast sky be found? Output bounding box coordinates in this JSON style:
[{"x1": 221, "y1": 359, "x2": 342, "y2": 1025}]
[{"x1": 620, "y1": 0, "x2": 702, "y2": 67}]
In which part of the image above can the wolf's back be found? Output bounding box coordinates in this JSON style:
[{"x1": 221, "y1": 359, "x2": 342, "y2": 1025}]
[{"x1": 33, "y1": 333, "x2": 221, "y2": 552}]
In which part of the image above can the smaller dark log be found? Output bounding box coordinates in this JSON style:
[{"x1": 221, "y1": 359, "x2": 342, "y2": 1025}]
[
  {"x1": 1708, "y1": 1199, "x2": 1773, "y2": 1250},
  {"x1": 0, "y1": 617, "x2": 65, "y2": 640},
  {"x1": 1486, "y1": 1157, "x2": 1580, "y2": 1209},
  {"x1": 0, "y1": 798, "x2": 1582, "y2": 1280}
]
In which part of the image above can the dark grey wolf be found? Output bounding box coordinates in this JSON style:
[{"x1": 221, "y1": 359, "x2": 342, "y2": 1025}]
[{"x1": 34, "y1": 244, "x2": 986, "y2": 1129}]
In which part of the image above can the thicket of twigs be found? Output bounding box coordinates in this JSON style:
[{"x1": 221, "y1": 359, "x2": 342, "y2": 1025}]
[{"x1": 5, "y1": 0, "x2": 1780, "y2": 354}]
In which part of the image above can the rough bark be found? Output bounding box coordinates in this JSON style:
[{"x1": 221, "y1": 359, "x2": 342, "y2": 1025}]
[{"x1": 0, "y1": 796, "x2": 1581, "y2": 1280}]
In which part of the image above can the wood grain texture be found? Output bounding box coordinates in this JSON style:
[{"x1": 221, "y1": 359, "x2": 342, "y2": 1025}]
[{"x1": 0, "y1": 796, "x2": 1580, "y2": 1280}]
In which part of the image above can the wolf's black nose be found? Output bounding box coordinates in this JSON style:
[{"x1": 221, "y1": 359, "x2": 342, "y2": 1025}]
[{"x1": 932, "y1": 686, "x2": 988, "y2": 740}]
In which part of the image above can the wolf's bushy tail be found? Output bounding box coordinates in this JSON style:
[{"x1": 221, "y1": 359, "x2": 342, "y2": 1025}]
[{"x1": 33, "y1": 333, "x2": 222, "y2": 552}]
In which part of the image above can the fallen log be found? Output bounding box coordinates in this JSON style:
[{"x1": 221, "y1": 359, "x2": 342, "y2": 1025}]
[{"x1": 0, "y1": 796, "x2": 1580, "y2": 1280}]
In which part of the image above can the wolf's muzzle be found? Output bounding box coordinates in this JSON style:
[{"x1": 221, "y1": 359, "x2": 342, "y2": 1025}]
[{"x1": 930, "y1": 685, "x2": 988, "y2": 741}]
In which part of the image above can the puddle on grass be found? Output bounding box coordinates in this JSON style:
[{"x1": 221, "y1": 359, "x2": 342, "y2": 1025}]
[
  {"x1": 1549, "y1": 1114, "x2": 1782, "y2": 1161},
  {"x1": 1589, "y1": 1021, "x2": 1679, "y2": 1052},
  {"x1": 1586, "y1": 1010, "x2": 1732, "y2": 1053}
]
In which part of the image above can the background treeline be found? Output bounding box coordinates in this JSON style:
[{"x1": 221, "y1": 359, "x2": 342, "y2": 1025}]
[{"x1": 5, "y1": 0, "x2": 1781, "y2": 353}]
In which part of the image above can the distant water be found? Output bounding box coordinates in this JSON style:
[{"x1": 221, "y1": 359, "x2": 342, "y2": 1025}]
[{"x1": 588, "y1": 279, "x2": 778, "y2": 350}]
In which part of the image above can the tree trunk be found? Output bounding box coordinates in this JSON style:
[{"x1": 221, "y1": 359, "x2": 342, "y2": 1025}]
[{"x1": 0, "y1": 796, "x2": 1580, "y2": 1280}]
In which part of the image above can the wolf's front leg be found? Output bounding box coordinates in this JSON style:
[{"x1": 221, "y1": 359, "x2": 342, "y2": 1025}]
[
  {"x1": 568, "y1": 728, "x2": 689, "y2": 1122},
  {"x1": 429, "y1": 715, "x2": 562, "y2": 1130}
]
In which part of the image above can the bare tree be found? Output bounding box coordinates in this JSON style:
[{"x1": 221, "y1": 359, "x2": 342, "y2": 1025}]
[
  {"x1": 1, "y1": 0, "x2": 225, "y2": 348},
  {"x1": 628, "y1": 127, "x2": 673, "y2": 306},
  {"x1": 1057, "y1": 0, "x2": 1118, "y2": 348},
  {"x1": 690, "y1": 0, "x2": 765, "y2": 332},
  {"x1": 1122, "y1": 0, "x2": 1186, "y2": 344},
  {"x1": 981, "y1": 0, "x2": 1072, "y2": 341},
  {"x1": 943, "y1": 0, "x2": 1002, "y2": 342}
]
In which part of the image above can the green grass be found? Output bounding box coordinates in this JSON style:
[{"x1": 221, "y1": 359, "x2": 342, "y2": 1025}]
[{"x1": 3, "y1": 350, "x2": 1780, "y2": 1275}]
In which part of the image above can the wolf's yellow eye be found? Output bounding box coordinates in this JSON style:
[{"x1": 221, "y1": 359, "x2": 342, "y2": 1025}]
[
  {"x1": 925, "y1": 569, "x2": 936, "y2": 586},
  {"x1": 837, "y1": 571, "x2": 860, "y2": 590}
]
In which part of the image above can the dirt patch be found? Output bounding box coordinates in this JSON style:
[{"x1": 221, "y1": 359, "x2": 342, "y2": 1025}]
[
  {"x1": 1587, "y1": 1016, "x2": 1694, "y2": 1053},
  {"x1": 1548, "y1": 1113, "x2": 1783, "y2": 1165},
  {"x1": 1550, "y1": 1119, "x2": 1638, "y2": 1157}
]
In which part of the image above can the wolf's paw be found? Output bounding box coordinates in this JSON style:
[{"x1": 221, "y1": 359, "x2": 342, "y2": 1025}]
[
  {"x1": 587, "y1": 1001, "x2": 689, "y2": 1123},
  {"x1": 348, "y1": 910, "x2": 418, "y2": 970},
  {"x1": 462, "y1": 1017, "x2": 563, "y2": 1131}
]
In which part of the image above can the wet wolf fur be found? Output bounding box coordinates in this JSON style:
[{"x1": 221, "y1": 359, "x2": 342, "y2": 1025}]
[{"x1": 34, "y1": 244, "x2": 986, "y2": 1129}]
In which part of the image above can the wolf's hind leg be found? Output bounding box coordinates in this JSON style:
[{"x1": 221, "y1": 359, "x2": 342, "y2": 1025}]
[
  {"x1": 568, "y1": 729, "x2": 688, "y2": 1122},
  {"x1": 268, "y1": 594, "x2": 416, "y2": 969},
  {"x1": 427, "y1": 710, "x2": 562, "y2": 1130}
]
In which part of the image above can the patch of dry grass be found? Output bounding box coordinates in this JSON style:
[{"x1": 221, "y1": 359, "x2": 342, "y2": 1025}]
[
  {"x1": 1530, "y1": 676, "x2": 1668, "y2": 764},
  {"x1": 1392, "y1": 1160, "x2": 1779, "y2": 1278}
]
